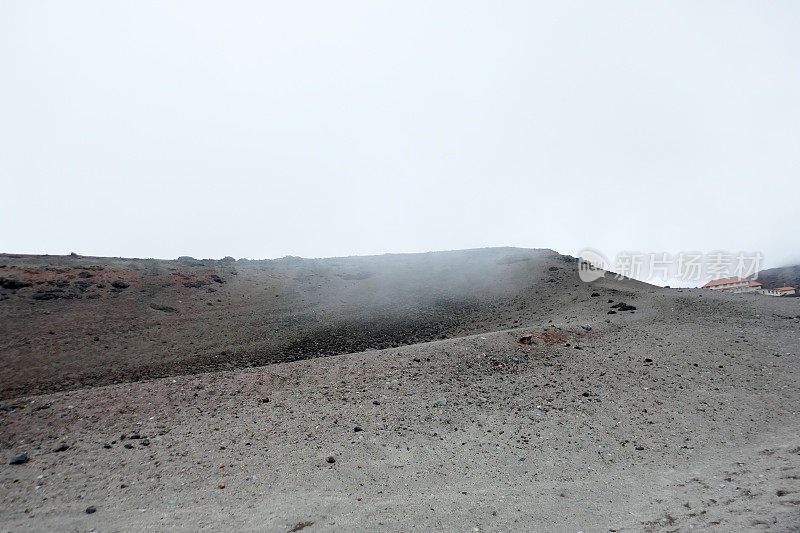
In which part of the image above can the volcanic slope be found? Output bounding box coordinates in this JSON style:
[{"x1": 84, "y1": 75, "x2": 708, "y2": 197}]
[
  {"x1": 1, "y1": 275, "x2": 799, "y2": 531},
  {"x1": 1, "y1": 247, "x2": 642, "y2": 399}
]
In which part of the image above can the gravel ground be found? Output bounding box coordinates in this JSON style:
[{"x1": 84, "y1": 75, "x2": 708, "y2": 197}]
[
  {"x1": 1, "y1": 276, "x2": 799, "y2": 531},
  {"x1": 1, "y1": 248, "x2": 589, "y2": 399}
]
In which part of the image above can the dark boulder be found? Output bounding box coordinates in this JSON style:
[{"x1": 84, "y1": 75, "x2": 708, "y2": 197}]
[{"x1": 9, "y1": 453, "x2": 29, "y2": 465}]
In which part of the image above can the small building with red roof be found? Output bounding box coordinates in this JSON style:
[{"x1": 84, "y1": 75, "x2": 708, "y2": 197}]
[{"x1": 759, "y1": 286, "x2": 797, "y2": 296}]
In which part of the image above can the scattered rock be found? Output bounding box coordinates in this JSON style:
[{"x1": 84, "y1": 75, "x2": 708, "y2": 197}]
[
  {"x1": 518, "y1": 335, "x2": 533, "y2": 345},
  {"x1": 53, "y1": 444, "x2": 69, "y2": 453},
  {"x1": 110, "y1": 280, "x2": 130, "y2": 289},
  {"x1": 0, "y1": 278, "x2": 32, "y2": 289},
  {"x1": 326, "y1": 456, "x2": 336, "y2": 463},
  {"x1": 85, "y1": 506, "x2": 96, "y2": 514},
  {"x1": 32, "y1": 290, "x2": 77, "y2": 300},
  {"x1": 353, "y1": 426, "x2": 363, "y2": 432},
  {"x1": 73, "y1": 280, "x2": 94, "y2": 292},
  {"x1": 9, "y1": 453, "x2": 29, "y2": 465},
  {"x1": 580, "y1": 324, "x2": 592, "y2": 331},
  {"x1": 149, "y1": 303, "x2": 179, "y2": 313}
]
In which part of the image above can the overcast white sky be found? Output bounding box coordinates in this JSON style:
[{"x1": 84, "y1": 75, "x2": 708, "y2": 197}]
[{"x1": 2, "y1": 1, "x2": 799, "y2": 273}]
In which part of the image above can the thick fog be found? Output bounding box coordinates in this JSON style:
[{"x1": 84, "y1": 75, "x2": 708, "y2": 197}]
[{"x1": 2, "y1": 1, "x2": 799, "y2": 273}]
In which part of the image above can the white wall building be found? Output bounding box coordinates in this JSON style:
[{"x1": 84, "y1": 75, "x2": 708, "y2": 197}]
[{"x1": 758, "y1": 286, "x2": 797, "y2": 296}]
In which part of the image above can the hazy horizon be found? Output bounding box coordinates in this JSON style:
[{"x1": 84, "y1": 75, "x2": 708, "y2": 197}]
[{"x1": 2, "y1": 1, "x2": 799, "y2": 274}]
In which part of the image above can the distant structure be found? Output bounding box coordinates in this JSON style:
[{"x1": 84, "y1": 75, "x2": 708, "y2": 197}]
[
  {"x1": 702, "y1": 277, "x2": 796, "y2": 296},
  {"x1": 702, "y1": 276, "x2": 762, "y2": 293},
  {"x1": 758, "y1": 286, "x2": 797, "y2": 296}
]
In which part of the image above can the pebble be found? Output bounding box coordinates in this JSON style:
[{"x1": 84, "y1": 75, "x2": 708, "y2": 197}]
[
  {"x1": 85, "y1": 506, "x2": 96, "y2": 514},
  {"x1": 53, "y1": 444, "x2": 69, "y2": 453},
  {"x1": 353, "y1": 426, "x2": 363, "y2": 432},
  {"x1": 326, "y1": 456, "x2": 336, "y2": 463}
]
